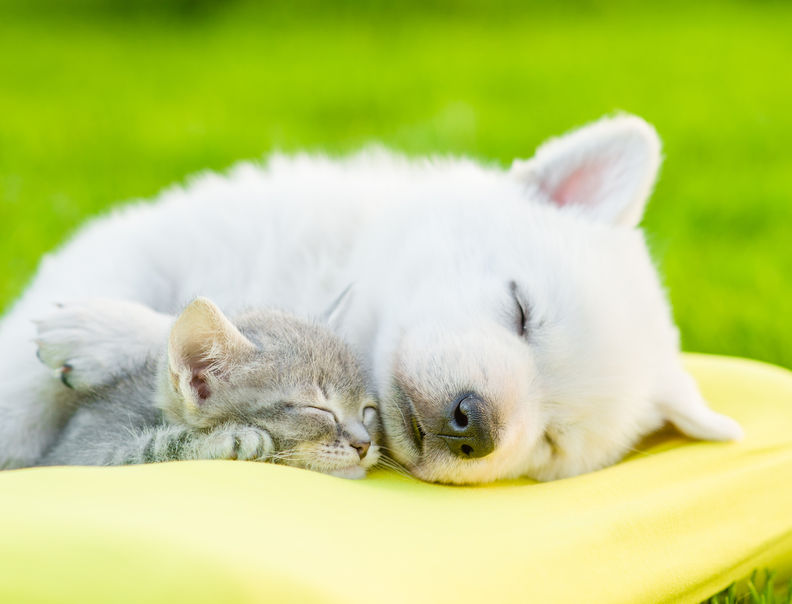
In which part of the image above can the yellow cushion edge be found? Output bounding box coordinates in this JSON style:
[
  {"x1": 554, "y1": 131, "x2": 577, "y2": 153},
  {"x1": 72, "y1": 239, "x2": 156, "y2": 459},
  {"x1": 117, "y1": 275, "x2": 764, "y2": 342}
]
[{"x1": 0, "y1": 353, "x2": 789, "y2": 604}]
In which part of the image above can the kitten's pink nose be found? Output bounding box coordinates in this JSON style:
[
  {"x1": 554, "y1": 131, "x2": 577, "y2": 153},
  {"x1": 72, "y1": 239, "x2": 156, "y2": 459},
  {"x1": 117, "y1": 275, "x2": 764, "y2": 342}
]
[{"x1": 352, "y1": 440, "x2": 370, "y2": 459}]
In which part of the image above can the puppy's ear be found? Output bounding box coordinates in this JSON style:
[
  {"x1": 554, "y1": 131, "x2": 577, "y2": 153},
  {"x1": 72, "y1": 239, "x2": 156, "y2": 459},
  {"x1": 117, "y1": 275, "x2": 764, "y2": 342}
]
[
  {"x1": 511, "y1": 114, "x2": 661, "y2": 227},
  {"x1": 321, "y1": 283, "x2": 354, "y2": 331},
  {"x1": 656, "y1": 368, "x2": 743, "y2": 442},
  {"x1": 168, "y1": 297, "x2": 255, "y2": 407}
]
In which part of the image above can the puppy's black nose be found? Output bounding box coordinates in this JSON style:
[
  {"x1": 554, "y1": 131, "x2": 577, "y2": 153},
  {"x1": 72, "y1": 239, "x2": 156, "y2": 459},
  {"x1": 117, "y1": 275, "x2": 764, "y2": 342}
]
[
  {"x1": 437, "y1": 393, "x2": 494, "y2": 459},
  {"x1": 352, "y1": 440, "x2": 370, "y2": 460}
]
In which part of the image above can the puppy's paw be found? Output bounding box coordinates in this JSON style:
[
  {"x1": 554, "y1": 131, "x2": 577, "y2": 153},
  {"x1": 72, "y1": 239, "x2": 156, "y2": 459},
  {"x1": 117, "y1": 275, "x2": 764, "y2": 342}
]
[
  {"x1": 194, "y1": 425, "x2": 273, "y2": 461},
  {"x1": 34, "y1": 298, "x2": 169, "y2": 392},
  {"x1": 35, "y1": 302, "x2": 118, "y2": 391}
]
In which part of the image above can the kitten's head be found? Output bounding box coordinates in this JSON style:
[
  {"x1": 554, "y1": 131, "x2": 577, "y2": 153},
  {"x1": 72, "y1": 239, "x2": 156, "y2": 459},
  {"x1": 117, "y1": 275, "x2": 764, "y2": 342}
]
[{"x1": 159, "y1": 298, "x2": 381, "y2": 478}]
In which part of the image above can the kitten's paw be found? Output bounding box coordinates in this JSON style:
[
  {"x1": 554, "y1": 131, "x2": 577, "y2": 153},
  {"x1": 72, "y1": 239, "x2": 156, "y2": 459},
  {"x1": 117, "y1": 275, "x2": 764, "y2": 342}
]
[
  {"x1": 195, "y1": 425, "x2": 273, "y2": 461},
  {"x1": 34, "y1": 299, "x2": 170, "y2": 391}
]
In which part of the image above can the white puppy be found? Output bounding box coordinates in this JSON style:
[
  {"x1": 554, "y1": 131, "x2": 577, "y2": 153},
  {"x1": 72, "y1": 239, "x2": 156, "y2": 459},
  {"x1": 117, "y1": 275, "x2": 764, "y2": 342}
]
[{"x1": 0, "y1": 114, "x2": 741, "y2": 482}]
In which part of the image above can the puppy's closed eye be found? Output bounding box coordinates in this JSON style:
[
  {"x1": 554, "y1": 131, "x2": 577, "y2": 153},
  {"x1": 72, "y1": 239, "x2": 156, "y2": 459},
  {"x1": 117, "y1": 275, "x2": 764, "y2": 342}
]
[{"x1": 509, "y1": 281, "x2": 531, "y2": 338}]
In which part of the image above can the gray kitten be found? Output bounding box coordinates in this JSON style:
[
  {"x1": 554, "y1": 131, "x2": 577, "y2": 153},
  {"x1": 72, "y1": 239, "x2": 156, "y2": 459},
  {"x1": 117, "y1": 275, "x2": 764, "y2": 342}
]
[{"x1": 33, "y1": 297, "x2": 381, "y2": 478}]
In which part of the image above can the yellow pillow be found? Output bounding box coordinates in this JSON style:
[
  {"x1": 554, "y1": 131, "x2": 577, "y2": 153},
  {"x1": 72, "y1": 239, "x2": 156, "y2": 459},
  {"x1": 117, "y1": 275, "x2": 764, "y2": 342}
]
[{"x1": 1, "y1": 354, "x2": 790, "y2": 603}]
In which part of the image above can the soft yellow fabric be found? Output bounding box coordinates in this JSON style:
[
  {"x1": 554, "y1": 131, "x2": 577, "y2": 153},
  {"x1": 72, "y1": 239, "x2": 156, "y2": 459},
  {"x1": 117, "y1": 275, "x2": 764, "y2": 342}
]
[{"x1": 1, "y1": 354, "x2": 790, "y2": 603}]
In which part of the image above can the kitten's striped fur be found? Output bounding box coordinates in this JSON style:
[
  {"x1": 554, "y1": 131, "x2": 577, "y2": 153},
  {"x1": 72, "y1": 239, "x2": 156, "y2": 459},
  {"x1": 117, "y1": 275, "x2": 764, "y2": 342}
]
[{"x1": 35, "y1": 298, "x2": 381, "y2": 478}]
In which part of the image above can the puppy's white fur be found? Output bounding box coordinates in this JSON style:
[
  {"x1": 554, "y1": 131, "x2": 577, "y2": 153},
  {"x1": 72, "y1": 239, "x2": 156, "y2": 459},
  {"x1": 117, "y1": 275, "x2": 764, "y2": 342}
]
[{"x1": 0, "y1": 115, "x2": 741, "y2": 481}]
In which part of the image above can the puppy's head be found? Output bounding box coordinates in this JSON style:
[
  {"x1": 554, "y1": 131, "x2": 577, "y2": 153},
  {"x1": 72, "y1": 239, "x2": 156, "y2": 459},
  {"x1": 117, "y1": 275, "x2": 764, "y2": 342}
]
[{"x1": 367, "y1": 115, "x2": 742, "y2": 484}]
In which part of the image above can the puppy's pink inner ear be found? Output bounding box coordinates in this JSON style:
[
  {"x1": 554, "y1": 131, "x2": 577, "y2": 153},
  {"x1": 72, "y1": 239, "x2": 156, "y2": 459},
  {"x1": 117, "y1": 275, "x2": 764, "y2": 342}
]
[{"x1": 551, "y1": 160, "x2": 606, "y2": 208}]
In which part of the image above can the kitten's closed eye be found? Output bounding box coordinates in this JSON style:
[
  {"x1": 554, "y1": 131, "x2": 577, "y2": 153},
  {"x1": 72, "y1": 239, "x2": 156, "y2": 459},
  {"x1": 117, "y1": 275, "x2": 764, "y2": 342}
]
[
  {"x1": 281, "y1": 403, "x2": 337, "y2": 423},
  {"x1": 362, "y1": 406, "x2": 377, "y2": 425},
  {"x1": 304, "y1": 406, "x2": 338, "y2": 422}
]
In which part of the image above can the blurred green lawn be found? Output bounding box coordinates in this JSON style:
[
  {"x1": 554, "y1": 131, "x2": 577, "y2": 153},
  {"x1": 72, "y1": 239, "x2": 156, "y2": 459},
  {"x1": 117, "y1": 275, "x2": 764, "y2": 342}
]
[{"x1": 1, "y1": 1, "x2": 790, "y2": 368}]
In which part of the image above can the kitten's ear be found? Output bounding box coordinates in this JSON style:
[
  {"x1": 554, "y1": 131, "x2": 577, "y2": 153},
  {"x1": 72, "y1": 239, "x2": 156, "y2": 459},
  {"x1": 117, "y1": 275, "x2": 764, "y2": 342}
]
[
  {"x1": 168, "y1": 297, "x2": 255, "y2": 406},
  {"x1": 510, "y1": 115, "x2": 661, "y2": 227},
  {"x1": 321, "y1": 283, "x2": 354, "y2": 331},
  {"x1": 656, "y1": 368, "x2": 743, "y2": 442}
]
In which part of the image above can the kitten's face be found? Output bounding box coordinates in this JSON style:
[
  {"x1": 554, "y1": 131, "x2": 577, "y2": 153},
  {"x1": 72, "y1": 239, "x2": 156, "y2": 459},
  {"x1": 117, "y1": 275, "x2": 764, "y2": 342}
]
[
  {"x1": 163, "y1": 301, "x2": 382, "y2": 478},
  {"x1": 243, "y1": 383, "x2": 381, "y2": 479}
]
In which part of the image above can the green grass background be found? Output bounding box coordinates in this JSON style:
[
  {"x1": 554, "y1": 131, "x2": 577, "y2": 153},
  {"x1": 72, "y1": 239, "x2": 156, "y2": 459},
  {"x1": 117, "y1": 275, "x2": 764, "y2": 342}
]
[{"x1": 1, "y1": 0, "x2": 790, "y2": 368}]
